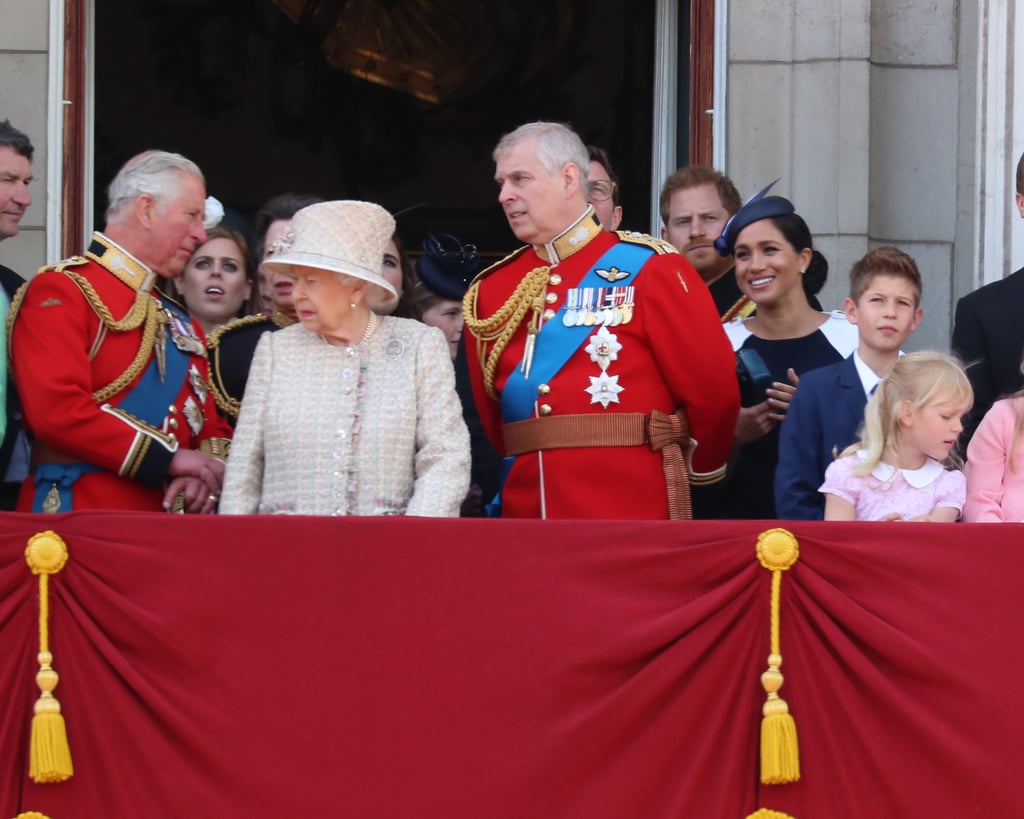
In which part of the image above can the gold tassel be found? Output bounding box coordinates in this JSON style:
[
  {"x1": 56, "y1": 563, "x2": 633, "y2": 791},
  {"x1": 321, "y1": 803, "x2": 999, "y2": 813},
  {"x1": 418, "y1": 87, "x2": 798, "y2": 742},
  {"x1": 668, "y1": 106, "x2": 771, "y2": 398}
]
[
  {"x1": 756, "y1": 528, "x2": 800, "y2": 785},
  {"x1": 24, "y1": 531, "x2": 73, "y2": 784},
  {"x1": 746, "y1": 810, "x2": 797, "y2": 819},
  {"x1": 16, "y1": 812, "x2": 54, "y2": 819}
]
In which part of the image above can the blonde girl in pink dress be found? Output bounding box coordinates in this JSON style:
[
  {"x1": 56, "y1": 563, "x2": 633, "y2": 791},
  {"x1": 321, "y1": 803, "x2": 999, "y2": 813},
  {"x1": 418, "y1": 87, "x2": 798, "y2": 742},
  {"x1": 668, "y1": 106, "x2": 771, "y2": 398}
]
[{"x1": 820, "y1": 351, "x2": 973, "y2": 521}]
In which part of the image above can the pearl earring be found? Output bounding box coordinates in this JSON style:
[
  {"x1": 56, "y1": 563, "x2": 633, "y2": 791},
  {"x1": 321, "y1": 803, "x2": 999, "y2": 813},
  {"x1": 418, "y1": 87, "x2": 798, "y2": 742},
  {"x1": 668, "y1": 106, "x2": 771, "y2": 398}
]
[{"x1": 350, "y1": 301, "x2": 357, "y2": 309}]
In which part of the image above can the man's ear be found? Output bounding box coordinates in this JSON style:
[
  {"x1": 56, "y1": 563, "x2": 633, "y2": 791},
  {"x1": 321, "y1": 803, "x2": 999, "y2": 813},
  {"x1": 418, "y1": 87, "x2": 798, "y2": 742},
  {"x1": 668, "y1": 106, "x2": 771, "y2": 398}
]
[
  {"x1": 843, "y1": 296, "x2": 858, "y2": 325},
  {"x1": 563, "y1": 162, "x2": 581, "y2": 198},
  {"x1": 136, "y1": 193, "x2": 157, "y2": 229}
]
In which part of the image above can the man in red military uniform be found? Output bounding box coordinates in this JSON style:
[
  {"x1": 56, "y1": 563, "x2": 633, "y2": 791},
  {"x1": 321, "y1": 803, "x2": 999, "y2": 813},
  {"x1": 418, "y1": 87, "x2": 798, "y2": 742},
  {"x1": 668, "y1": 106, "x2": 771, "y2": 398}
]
[
  {"x1": 9, "y1": 150, "x2": 230, "y2": 513},
  {"x1": 464, "y1": 122, "x2": 739, "y2": 519}
]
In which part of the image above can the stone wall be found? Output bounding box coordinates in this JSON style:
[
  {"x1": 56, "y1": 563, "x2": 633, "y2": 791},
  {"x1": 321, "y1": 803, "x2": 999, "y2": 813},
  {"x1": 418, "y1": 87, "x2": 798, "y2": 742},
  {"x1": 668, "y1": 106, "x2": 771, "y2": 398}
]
[
  {"x1": 0, "y1": 0, "x2": 49, "y2": 279},
  {"x1": 725, "y1": 0, "x2": 972, "y2": 352}
]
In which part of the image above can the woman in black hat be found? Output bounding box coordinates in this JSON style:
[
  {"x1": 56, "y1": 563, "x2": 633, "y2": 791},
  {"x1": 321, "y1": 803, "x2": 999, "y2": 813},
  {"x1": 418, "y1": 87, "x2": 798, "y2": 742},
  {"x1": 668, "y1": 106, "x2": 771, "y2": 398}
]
[
  {"x1": 414, "y1": 233, "x2": 480, "y2": 360},
  {"x1": 415, "y1": 233, "x2": 502, "y2": 515},
  {"x1": 714, "y1": 184, "x2": 858, "y2": 519}
]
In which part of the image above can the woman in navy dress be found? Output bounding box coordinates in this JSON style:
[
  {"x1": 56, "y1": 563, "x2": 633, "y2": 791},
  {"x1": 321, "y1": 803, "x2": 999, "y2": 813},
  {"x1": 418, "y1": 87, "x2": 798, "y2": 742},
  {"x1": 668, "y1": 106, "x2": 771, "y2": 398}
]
[{"x1": 716, "y1": 186, "x2": 858, "y2": 518}]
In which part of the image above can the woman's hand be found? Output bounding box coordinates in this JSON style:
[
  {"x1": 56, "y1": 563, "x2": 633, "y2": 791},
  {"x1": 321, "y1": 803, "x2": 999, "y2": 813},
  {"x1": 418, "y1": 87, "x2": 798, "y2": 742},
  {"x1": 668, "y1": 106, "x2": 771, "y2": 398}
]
[
  {"x1": 735, "y1": 401, "x2": 776, "y2": 444},
  {"x1": 766, "y1": 367, "x2": 799, "y2": 422}
]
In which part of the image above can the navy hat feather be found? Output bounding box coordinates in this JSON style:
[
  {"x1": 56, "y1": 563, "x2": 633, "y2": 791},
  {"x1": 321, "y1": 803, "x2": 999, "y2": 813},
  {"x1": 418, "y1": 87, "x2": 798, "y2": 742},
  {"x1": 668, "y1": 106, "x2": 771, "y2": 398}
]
[
  {"x1": 714, "y1": 180, "x2": 795, "y2": 257},
  {"x1": 415, "y1": 233, "x2": 481, "y2": 300}
]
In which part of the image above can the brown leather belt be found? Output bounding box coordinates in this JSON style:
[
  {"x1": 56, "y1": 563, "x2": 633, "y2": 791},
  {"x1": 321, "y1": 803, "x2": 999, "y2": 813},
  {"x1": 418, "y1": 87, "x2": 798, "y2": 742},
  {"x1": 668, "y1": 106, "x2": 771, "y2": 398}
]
[{"x1": 502, "y1": 410, "x2": 693, "y2": 520}]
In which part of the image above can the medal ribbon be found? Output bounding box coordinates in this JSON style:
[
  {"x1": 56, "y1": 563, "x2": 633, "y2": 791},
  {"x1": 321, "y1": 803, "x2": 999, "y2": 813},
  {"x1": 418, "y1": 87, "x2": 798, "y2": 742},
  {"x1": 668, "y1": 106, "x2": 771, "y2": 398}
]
[{"x1": 500, "y1": 242, "x2": 653, "y2": 423}]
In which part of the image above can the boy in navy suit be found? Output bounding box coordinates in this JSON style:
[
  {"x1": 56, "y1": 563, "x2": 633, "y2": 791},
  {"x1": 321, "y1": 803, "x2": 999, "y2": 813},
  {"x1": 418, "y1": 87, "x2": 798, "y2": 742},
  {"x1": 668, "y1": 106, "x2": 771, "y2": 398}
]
[{"x1": 774, "y1": 247, "x2": 923, "y2": 519}]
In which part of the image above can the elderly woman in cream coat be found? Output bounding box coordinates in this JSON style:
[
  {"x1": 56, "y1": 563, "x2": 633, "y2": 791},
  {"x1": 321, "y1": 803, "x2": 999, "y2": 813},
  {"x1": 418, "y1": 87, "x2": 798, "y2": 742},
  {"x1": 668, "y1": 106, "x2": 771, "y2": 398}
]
[{"x1": 219, "y1": 200, "x2": 469, "y2": 516}]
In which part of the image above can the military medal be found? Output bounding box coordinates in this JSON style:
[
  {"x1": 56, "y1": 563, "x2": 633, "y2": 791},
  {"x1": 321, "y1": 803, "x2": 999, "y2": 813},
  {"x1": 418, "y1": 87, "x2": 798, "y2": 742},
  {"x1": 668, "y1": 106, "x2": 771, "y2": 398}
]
[
  {"x1": 583, "y1": 288, "x2": 598, "y2": 326},
  {"x1": 183, "y1": 396, "x2": 204, "y2": 436},
  {"x1": 188, "y1": 364, "x2": 208, "y2": 404},
  {"x1": 563, "y1": 289, "x2": 579, "y2": 327},
  {"x1": 585, "y1": 371, "x2": 624, "y2": 408},
  {"x1": 170, "y1": 313, "x2": 207, "y2": 357},
  {"x1": 42, "y1": 483, "x2": 62, "y2": 514},
  {"x1": 619, "y1": 286, "x2": 635, "y2": 325},
  {"x1": 585, "y1": 326, "x2": 622, "y2": 372}
]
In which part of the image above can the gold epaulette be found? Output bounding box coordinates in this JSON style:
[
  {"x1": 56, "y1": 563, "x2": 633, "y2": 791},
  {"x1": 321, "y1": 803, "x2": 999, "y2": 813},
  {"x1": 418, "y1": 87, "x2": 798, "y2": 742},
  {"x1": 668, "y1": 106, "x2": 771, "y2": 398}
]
[
  {"x1": 614, "y1": 230, "x2": 677, "y2": 255},
  {"x1": 38, "y1": 255, "x2": 89, "y2": 275},
  {"x1": 207, "y1": 313, "x2": 272, "y2": 351}
]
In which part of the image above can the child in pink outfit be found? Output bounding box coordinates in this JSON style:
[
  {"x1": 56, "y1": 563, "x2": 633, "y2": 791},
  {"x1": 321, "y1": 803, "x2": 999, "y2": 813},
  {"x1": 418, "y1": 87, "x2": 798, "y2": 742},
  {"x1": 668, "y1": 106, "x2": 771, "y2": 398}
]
[
  {"x1": 820, "y1": 351, "x2": 972, "y2": 521},
  {"x1": 963, "y1": 396, "x2": 1024, "y2": 521}
]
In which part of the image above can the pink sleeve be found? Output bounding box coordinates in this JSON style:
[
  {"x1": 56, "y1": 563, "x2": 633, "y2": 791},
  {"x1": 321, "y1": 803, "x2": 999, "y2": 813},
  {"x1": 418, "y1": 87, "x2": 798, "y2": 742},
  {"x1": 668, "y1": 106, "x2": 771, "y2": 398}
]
[
  {"x1": 964, "y1": 401, "x2": 1016, "y2": 522},
  {"x1": 933, "y1": 469, "x2": 966, "y2": 514},
  {"x1": 819, "y1": 456, "x2": 861, "y2": 506}
]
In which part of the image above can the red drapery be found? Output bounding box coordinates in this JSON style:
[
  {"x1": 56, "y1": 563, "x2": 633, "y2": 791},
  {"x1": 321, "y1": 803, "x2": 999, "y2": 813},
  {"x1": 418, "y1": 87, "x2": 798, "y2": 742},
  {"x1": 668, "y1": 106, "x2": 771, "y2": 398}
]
[{"x1": 0, "y1": 512, "x2": 1019, "y2": 818}]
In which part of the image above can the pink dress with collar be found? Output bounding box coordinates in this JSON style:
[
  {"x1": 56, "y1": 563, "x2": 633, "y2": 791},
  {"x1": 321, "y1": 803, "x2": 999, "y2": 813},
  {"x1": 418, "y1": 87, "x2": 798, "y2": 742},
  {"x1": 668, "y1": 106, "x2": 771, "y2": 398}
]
[{"x1": 820, "y1": 450, "x2": 966, "y2": 521}]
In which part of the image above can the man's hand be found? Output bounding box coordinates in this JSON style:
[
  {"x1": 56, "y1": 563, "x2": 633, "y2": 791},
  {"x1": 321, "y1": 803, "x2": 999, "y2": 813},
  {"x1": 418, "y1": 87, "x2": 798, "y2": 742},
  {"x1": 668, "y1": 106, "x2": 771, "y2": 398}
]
[
  {"x1": 164, "y1": 449, "x2": 226, "y2": 513},
  {"x1": 168, "y1": 449, "x2": 225, "y2": 490},
  {"x1": 163, "y1": 475, "x2": 219, "y2": 514}
]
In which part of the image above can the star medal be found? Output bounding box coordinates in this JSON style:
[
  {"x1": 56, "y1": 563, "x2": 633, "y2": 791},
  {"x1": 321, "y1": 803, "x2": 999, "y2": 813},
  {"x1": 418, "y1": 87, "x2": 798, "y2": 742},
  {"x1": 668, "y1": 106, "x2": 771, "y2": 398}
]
[
  {"x1": 563, "y1": 288, "x2": 580, "y2": 327},
  {"x1": 188, "y1": 364, "x2": 208, "y2": 404},
  {"x1": 585, "y1": 371, "x2": 624, "y2": 408},
  {"x1": 585, "y1": 326, "x2": 622, "y2": 372},
  {"x1": 183, "y1": 396, "x2": 205, "y2": 436}
]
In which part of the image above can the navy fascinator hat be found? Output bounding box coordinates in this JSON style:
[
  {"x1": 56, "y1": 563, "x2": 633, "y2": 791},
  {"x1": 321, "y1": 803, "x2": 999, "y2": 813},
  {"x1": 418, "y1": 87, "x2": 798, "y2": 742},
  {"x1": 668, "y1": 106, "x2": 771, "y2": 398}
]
[
  {"x1": 714, "y1": 180, "x2": 795, "y2": 257},
  {"x1": 415, "y1": 233, "x2": 482, "y2": 300}
]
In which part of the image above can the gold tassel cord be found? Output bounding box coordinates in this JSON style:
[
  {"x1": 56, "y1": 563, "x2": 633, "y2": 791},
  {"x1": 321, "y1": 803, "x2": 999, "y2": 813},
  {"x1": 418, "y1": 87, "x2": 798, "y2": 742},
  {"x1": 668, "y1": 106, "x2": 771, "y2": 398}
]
[
  {"x1": 746, "y1": 810, "x2": 797, "y2": 819},
  {"x1": 463, "y1": 266, "x2": 550, "y2": 400},
  {"x1": 756, "y1": 528, "x2": 800, "y2": 785},
  {"x1": 24, "y1": 531, "x2": 74, "y2": 784},
  {"x1": 15, "y1": 812, "x2": 54, "y2": 819}
]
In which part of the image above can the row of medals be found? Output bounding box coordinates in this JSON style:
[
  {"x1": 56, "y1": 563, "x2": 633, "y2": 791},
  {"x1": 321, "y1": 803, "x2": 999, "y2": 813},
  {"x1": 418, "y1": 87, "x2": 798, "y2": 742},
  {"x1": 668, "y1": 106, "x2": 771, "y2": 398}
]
[{"x1": 562, "y1": 285, "x2": 635, "y2": 328}]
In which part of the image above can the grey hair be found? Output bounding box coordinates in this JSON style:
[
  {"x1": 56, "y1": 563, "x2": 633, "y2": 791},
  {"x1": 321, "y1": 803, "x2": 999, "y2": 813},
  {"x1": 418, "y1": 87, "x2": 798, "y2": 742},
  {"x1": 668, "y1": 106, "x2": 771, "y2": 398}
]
[
  {"x1": 105, "y1": 150, "x2": 204, "y2": 223},
  {"x1": 493, "y1": 122, "x2": 591, "y2": 195}
]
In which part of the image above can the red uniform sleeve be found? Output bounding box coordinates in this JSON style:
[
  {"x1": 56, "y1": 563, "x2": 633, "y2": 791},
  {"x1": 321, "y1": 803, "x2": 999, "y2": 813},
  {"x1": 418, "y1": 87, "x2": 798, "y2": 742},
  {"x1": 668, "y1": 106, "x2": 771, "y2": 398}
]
[
  {"x1": 11, "y1": 270, "x2": 226, "y2": 486},
  {"x1": 637, "y1": 253, "x2": 740, "y2": 479}
]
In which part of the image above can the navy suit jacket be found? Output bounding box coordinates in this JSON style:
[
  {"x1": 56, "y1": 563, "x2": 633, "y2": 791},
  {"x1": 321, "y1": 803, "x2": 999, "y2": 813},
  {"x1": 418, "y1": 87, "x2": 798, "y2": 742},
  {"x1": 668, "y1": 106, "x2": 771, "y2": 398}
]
[
  {"x1": 774, "y1": 355, "x2": 867, "y2": 520},
  {"x1": 952, "y1": 266, "x2": 1024, "y2": 449}
]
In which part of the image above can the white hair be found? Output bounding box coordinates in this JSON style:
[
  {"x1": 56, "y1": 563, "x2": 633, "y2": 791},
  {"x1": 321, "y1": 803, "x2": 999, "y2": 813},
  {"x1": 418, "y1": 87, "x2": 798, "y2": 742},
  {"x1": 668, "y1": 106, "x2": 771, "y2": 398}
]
[
  {"x1": 493, "y1": 122, "x2": 591, "y2": 194},
  {"x1": 105, "y1": 150, "x2": 204, "y2": 223}
]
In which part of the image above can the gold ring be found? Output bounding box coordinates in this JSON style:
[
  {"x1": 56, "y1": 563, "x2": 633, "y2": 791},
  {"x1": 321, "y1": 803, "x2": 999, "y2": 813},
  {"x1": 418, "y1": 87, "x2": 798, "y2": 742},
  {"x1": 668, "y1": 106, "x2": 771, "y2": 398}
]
[{"x1": 208, "y1": 494, "x2": 219, "y2": 502}]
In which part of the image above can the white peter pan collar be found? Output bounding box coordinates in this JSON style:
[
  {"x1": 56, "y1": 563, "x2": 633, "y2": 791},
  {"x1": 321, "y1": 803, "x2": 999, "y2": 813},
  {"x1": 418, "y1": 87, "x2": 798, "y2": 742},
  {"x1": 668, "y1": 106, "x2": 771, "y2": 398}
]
[{"x1": 859, "y1": 450, "x2": 944, "y2": 488}]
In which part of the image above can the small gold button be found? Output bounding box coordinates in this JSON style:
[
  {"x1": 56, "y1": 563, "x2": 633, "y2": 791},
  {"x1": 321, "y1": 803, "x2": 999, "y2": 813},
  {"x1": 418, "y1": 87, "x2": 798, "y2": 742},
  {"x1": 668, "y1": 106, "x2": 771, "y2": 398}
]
[
  {"x1": 168, "y1": 405, "x2": 177, "y2": 414},
  {"x1": 168, "y1": 418, "x2": 178, "y2": 430},
  {"x1": 537, "y1": 383, "x2": 551, "y2": 395},
  {"x1": 549, "y1": 273, "x2": 562, "y2": 286},
  {"x1": 543, "y1": 309, "x2": 556, "y2": 321},
  {"x1": 539, "y1": 404, "x2": 552, "y2": 416},
  {"x1": 545, "y1": 292, "x2": 558, "y2": 304}
]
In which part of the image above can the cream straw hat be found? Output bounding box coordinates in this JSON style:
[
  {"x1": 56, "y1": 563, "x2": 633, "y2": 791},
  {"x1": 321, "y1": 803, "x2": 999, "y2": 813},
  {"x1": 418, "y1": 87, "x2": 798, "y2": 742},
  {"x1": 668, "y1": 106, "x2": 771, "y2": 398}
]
[{"x1": 261, "y1": 200, "x2": 397, "y2": 296}]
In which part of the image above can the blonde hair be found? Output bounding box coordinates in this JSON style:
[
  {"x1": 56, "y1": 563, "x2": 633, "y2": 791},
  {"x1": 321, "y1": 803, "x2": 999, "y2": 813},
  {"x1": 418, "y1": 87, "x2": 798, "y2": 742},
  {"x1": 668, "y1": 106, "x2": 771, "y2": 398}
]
[{"x1": 844, "y1": 351, "x2": 973, "y2": 476}]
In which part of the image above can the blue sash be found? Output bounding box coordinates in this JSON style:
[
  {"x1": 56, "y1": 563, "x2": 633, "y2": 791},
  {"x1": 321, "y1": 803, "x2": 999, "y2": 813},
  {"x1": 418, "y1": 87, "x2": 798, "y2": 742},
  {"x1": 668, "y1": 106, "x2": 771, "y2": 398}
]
[
  {"x1": 487, "y1": 241, "x2": 654, "y2": 517},
  {"x1": 31, "y1": 295, "x2": 194, "y2": 512},
  {"x1": 500, "y1": 242, "x2": 653, "y2": 423},
  {"x1": 116, "y1": 296, "x2": 192, "y2": 425}
]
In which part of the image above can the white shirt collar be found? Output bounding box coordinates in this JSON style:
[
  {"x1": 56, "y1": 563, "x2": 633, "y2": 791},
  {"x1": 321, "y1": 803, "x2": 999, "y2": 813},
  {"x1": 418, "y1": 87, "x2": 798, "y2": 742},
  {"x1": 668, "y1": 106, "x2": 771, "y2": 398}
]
[
  {"x1": 860, "y1": 450, "x2": 944, "y2": 488},
  {"x1": 852, "y1": 350, "x2": 882, "y2": 399}
]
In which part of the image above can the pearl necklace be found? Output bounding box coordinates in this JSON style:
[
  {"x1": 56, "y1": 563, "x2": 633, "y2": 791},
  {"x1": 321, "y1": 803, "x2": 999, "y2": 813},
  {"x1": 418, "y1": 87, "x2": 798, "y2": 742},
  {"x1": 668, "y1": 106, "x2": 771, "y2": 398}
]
[{"x1": 320, "y1": 312, "x2": 380, "y2": 356}]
